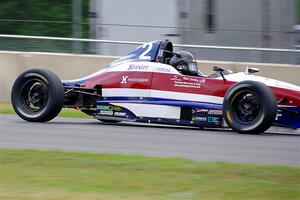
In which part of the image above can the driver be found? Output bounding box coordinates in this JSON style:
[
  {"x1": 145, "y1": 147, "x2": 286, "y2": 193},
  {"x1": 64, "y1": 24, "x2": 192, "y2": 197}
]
[{"x1": 169, "y1": 51, "x2": 200, "y2": 76}]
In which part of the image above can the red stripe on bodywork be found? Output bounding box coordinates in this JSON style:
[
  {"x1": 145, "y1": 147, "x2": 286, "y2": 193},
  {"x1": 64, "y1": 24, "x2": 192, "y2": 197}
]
[
  {"x1": 82, "y1": 71, "x2": 300, "y2": 107},
  {"x1": 83, "y1": 71, "x2": 152, "y2": 89},
  {"x1": 151, "y1": 73, "x2": 234, "y2": 97},
  {"x1": 271, "y1": 87, "x2": 300, "y2": 107}
]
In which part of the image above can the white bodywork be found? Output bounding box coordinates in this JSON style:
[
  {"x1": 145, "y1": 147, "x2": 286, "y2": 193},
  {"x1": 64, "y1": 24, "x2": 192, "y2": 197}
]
[{"x1": 222, "y1": 72, "x2": 300, "y2": 92}]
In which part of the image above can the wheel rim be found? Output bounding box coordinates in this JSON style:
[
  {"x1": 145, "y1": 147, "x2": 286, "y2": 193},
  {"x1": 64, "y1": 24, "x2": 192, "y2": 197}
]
[
  {"x1": 231, "y1": 90, "x2": 261, "y2": 125},
  {"x1": 20, "y1": 79, "x2": 48, "y2": 112}
]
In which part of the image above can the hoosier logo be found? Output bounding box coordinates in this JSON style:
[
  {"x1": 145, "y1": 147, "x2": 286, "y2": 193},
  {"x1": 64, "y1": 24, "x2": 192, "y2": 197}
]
[{"x1": 120, "y1": 76, "x2": 129, "y2": 84}]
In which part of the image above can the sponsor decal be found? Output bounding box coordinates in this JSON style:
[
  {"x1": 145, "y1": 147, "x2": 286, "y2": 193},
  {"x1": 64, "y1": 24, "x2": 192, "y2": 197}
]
[
  {"x1": 120, "y1": 76, "x2": 129, "y2": 84},
  {"x1": 192, "y1": 116, "x2": 207, "y2": 121},
  {"x1": 100, "y1": 110, "x2": 113, "y2": 116},
  {"x1": 170, "y1": 75, "x2": 202, "y2": 88},
  {"x1": 128, "y1": 64, "x2": 150, "y2": 71},
  {"x1": 193, "y1": 108, "x2": 208, "y2": 113},
  {"x1": 182, "y1": 77, "x2": 205, "y2": 82},
  {"x1": 275, "y1": 112, "x2": 282, "y2": 120},
  {"x1": 120, "y1": 76, "x2": 149, "y2": 84},
  {"x1": 113, "y1": 106, "x2": 122, "y2": 111},
  {"x1": 154, "y1": 67, "x2": 171, "y2": 73},
  {"x1": 170, "y1": 75, "x2": 181, "y2": 81},
  {"x1": 208, "y1": 116, "x2": 220, "y2": 123},
  {"x1": 127, "y1": 63, "x2": 172, "y2": 73},
  {"x1": 208, "y1": 109, "x2": 223, "y2": 115},
  {"x1": 114, "y1": 112, "x2": 127, "y2": 117},
  {"x1": 97, "y1": 105, "x2": 113, "y2": 111}
]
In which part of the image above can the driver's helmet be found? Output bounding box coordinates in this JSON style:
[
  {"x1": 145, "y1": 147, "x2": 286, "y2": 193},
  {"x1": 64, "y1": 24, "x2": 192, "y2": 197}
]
[{"x1": 170, "y1": 51, "x2": 198, "y2": 76}]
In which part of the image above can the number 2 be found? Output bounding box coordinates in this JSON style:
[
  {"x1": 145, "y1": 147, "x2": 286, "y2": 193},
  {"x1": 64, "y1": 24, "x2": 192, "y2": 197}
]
[{"x1": 139, "y1": 43, "x2": 152, "y2": 60}]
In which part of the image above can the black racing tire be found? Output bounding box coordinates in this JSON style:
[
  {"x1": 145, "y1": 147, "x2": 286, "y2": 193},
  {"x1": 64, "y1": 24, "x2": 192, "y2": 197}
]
[
  {"x1": 11, "y1": 69, "x2": 65, "y2": 122},
  {"x1": 223, "y1": 81, "x2": 277, "y2": 134}
]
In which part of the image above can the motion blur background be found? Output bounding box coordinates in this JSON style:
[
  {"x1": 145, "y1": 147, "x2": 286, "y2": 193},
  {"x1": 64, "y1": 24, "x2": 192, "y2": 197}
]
[{"x1": 0, "y1": 0, "x2": 300, "y2": 64}]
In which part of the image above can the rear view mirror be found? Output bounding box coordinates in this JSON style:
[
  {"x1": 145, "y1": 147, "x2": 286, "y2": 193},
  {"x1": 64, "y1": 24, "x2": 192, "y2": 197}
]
[
  {"x1": 213, "y1": 66, "x2": 225, "y2": 72},
  {"x1": 245, "y1": 66, "x2": 260, "y2": 74},
  {"x1": 213, "y1": 66, "x2": 226, "y2": 80}
]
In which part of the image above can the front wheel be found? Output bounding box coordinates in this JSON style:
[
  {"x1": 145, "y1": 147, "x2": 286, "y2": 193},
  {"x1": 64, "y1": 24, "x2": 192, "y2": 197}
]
[
  {"x1": 223, "y1": 81, "x2": 277, "y2": 134},
  {"x1": 11, "y1": 69, "x2": 65, "y2": 122}
]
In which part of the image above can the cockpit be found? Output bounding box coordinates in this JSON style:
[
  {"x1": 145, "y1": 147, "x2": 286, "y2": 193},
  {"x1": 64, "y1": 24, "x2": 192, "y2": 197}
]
[
  {"x1": 156, "y1": 40, "x2": 203, "y2": 77},
  {"x1": 156, "y1": 40, "x2": 174, "y2": 65}
]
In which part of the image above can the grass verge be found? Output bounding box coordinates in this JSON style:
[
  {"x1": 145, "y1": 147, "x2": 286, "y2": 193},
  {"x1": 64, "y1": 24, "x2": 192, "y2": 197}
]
[
  {"x1": 0, "y1": 148, "x2": 299, "y2": 200},
  {"x1": 0, "y1": 102, "x2": 90, "y2": 118}
]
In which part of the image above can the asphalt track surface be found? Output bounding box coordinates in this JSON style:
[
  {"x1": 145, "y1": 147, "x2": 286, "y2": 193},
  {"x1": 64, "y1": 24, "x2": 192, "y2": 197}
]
[{"x1": 0, "y1": 114, "x2": 299, "y2": 166}]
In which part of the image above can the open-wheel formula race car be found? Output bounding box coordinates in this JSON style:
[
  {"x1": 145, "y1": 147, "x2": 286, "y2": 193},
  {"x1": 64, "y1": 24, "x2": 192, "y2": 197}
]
[{"x1": 11, "y1": 40, "x2": 300, "y2": 134}]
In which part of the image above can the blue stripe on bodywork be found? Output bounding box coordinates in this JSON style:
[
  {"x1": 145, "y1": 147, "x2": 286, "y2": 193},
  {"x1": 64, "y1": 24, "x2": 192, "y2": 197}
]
[
  {"x1": 97, "y1": 97, "x2": 300, "y2": 129},
  {"x1": 96, "y1": 97, "x2": 224, "y2": 127},
  {"x1": 274, "y1": 106, "x2": 300, "y2": 128},
  {"x1": 100, "y1": 96, "x2": 222, "y2": 108}
]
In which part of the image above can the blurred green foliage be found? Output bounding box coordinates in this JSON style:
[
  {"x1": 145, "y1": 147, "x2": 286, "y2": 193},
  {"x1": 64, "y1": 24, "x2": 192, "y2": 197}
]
[
  {"x1": 0, "y1": 0, "x2": 89, "y2": 38},
  {"x1": 0, "y1": 0, "x2": 89, "y2": 53},
  {"x1": 297, "y1": 0, "x2": 300, "y2": 23}
]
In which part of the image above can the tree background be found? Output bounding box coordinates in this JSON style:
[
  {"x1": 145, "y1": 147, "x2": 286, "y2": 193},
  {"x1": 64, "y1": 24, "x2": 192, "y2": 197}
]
[
  {"x1": 0, "y1": 0, "x2": 89, "y2": 53},
  {"x1": 0, "y1": 0, "x2": 89, "y2": 37}
]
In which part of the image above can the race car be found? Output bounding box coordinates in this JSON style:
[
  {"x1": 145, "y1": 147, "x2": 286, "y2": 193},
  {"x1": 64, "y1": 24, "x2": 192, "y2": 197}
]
[{"x1": 11, "y1": 40, "x2": 300, "y2": 134}]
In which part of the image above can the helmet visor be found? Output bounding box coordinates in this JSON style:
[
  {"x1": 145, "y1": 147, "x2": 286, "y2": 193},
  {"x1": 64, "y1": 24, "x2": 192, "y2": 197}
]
[{"x1": 188, "y1": 62, "x2": 198, "y2": 74}]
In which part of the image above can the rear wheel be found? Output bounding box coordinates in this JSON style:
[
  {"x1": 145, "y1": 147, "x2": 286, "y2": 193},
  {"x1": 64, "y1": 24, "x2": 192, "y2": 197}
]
[
  {"x1": 223, "y1": 81, "x2": 277, "y2": 134},
  {"x1": 11, "y1": 69, "x2": 65, "y2": 122}
]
